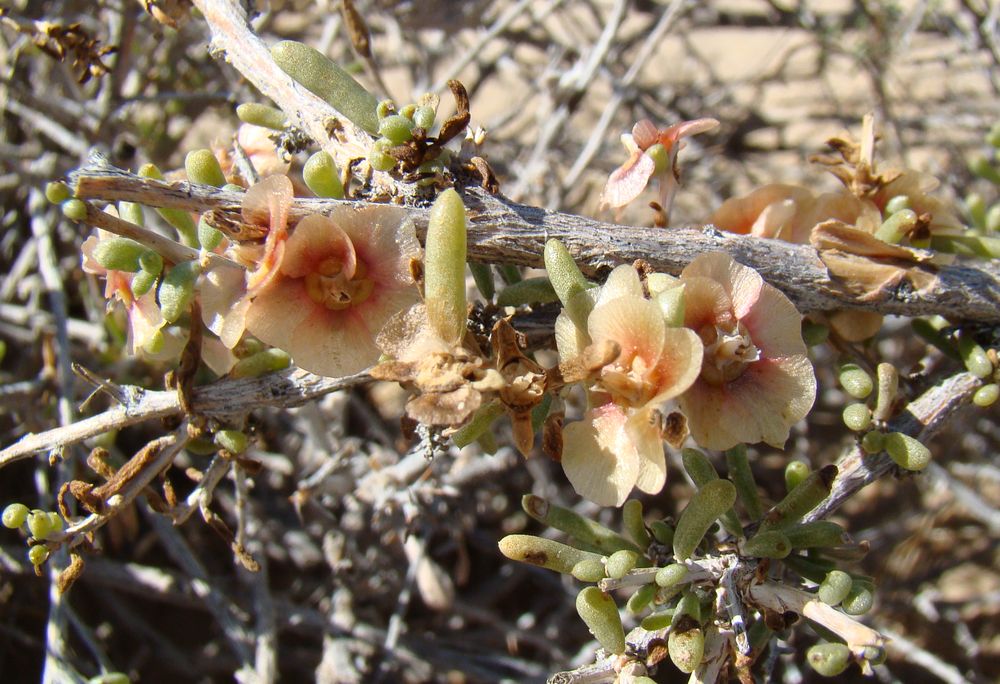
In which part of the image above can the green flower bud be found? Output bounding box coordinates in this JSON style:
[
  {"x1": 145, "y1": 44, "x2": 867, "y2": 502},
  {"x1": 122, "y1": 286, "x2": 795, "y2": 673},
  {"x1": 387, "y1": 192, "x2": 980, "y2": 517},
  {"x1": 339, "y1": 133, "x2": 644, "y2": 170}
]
[
  {"x1": 655, "y1": 284, "x2": 686, "y2": 327},
  {"x1": 130, "y1": 269, "x2": 158, "y2": 298},
  {"x1": 973, "y1": 383, "x2": 999, "y2": 407},
  {"x1": 236, "y1": 102, "x2": 287, "y2": 130},
  {"x1": 622, "y1": 499, "x2": 651, "y2": 549},
  {"x1": 413, "y1": 105, "x2": 436, "y2": 130},
  {"x1": 142, "y1": 330, "x2": 165, "y2": 355},
  {"x1": 496, "y1": 277, "x2": 559, "y2": 307},
  {"x1": 198, "y1": 217, "x2": 225, "y2": 252},
  {"x1": 872, "y1": 363, "x2": 898, "y2": 422},
  {"x1": 424, "y1": 189, "x2": 468, "y2": 345},
  {"x1": 468, "y1": 262, "x2": 495, "y2": 300},
  {"x1": 842, "y1": 403, "x2": 872, "y2": 432},
  {"x1": 303, "y1": 151, "x2": 345, "y2": 199},
  {"x1": 969, "y1": 154, "x2": 1000, "y2": 185},
  {"x1": 376, "y1": 99, "x2": 395, "y2": 120},
  {"x1": 645, "y1": 143, "x2": 670, "y2": 175},
  {"x1": 28, "y1": 544, "x2": 49, "y2": 566},
  {"x1": 784, "y1": 461, "x2": 810, "y2": 493},
  {"x1": 863, "y1": 645, "x2": 887, "y2": 666},
  {"x1": 92, "y1": 237, "x2": 146, "y2": 273},
  {"x1": 159, "y1": 261, "x2": 201, "y2": 323},
  {"x1": 62, "y1": 199, "x2": 88, "y2": 221},
  {"x1": 883, "y1": 431, "x2": 931, "y2": 471},
  {"x1": 842, "y1": 581, "x2": 875, "y2": 615},
  {"x1": 640, "y1": 610, "x2": 674, "y2": 631},
  {"x1": 270, "y1": 40, "x2": 379, "y2": 135},
  {"x1": 860, "y1": 430, "x2": 885, "y2": 454},
  {"x1": 119, "y1": 201, "x2": 144, "y2": 227},
  {"x1": 655, "y1": 563, "x2": 688, "y2": 588},
  {"x1": 230, "y1": 348, "x2": 291, "y2": 378},
  {"x1": 47, "y1": 512, "x2": 64, "y2": 534},
  {"x1": 543, "y1": 239, "x2": 594, "y2": 332},
  {"x1": 571, "y1": 559, "x2": 607, "y2": 582},
  {"x1": 742, "y1": 530, "x2": 791, "y2": 558},
  {"x1": 2, "y1": 503, "x2": 29, "y2": 529},
  {"x1": 818, "y1": 570, "x2": 852, "y2": 606},
  {"x1": 605, "y1": 550, "x2": 639, "y2": 580},
  {"x1": 452, "y1": 400, "x2": 504, "y2": 448},
  {"x1": 958, "y1": 332, "x2": 993, "y2": 379},
  {"x1": 575, "y1": 587, "x2": 626, "y2": 655},
  {"x1": 498, "y1": 534, "x2": 604, "y2": 575},
  {"x1": 802, "y1": 319, "x2": 829, "y2": 346},
  {"x1": 668, "y1": 624, "x2": 705, "y2": 674},
  {"x1": 650, "y1": 520, "x2": 674, "y2": 547},
  {"x1": 783, "y1": 521, "x2": 846, "y2": 549},
  {"x1": 725, "y1": 444, "x2": 762, "y2": 521},
  {"x1": 520, "y1": 495, "x2": 640, "y2": 556},
  {"x1": 884, "y1": 195, "x2": 911, "y2": 214},
  {"x1": 807, "y1": 642, "x2": 851, "y2": 677},
  {"x1": 399, "y1": 104, "x2": 417, "y2": 120},
  {"x1": 874, "y1": 209, "x2": 917, "y2": 244},
  {"x1": 377, "y1": 114, "x2": 415, "y2": 145},
  {"x1": 185, "y1": 149, "x2": 227, "y2": 187},
  {"x1": 368, "y1": 149, "x2": 395, "y2": 172},
  {"x1": 27, "y1": 509, "x2": 53, "y2": 540},
  {"x1": 45, "y1": 181, "x2": 72, "y2": 204},
  {"x1": 626, "y1": 582, "x2": 657, "y2": 614},
  {"x1": 761, "y1": 465, "x2": 837, "y2": 531},
  {"x1": 673, "y1": 480, "x2": 737, "y2": 560},
  {"x1": 838, "y1": 363, "x2": 873, "y2": 399},
  {"x1": 214, "y1": 429, "x2": 248, "y2": 454},
  {"x1": 138, "y1": 164, "x2": 198, "y2": 245}
]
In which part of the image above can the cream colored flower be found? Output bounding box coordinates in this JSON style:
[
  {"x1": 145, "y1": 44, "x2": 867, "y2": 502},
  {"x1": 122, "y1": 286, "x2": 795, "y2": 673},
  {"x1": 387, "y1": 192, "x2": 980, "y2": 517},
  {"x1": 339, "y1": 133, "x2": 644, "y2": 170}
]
[{"x1": 677, "y1": 252, "x2": 815, "y2": 450}]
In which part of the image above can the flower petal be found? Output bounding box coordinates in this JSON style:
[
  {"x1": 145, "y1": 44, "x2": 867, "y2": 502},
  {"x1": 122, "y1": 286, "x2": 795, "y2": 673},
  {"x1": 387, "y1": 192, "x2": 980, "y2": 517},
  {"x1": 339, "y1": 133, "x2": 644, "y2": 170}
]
[
  {"x1": 682, "y1": 252, "x2": 762, "y2": 320},
  {"x1": 588, "y1": 295, "x2": 664, "y2": 372},
  {"x1": 335, "y1": 205, "x2": 420, "y2": 288},
  {"x1": 648, "y1": 326, "x2": 703, "y2": 404},
  {"x1": 287, "y1": 308, "x2": 379, "y2": 376},
  {"x1": 561, "y1": 405, "x2": 639, "y2": 507},
  {"x1": 281, "y1": 214, "x2": 356, "y2": 279},
  {"x1": 555, "y1": 309, "x2": 589, "y2": 362},
  {"x1": 244, "y1": 277, "x2": 314, "y2": 353},
  {"x1": 627, "y1": 409, "x2": 667, "y2": 495},
  {"x1": 596, "y1": 264, "x2": 644, "y2": 306},
  {"x1": 200, "y1": 265, "x2": 249, "y2": 348},
  {"x1": 600, "y1": 151, "x2": 656, "y2": 209},
  {"x1": 740, "y1": 282, "x2": 806, "y2": 358},
  {"x1": 681, "y1": 276, "x2": 734, "y2": 333}
]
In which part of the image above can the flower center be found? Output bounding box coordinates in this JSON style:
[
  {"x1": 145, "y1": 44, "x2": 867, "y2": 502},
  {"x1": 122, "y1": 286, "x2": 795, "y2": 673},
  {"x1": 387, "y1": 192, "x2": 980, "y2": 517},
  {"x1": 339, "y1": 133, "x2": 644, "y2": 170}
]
[
  {"x1": 304, "y1": 257, "x2": 374, "y2": 311},
  {"x1": 599, "y1": 354, "x2": 658, "y2": 407},
  {"x1": 698, "y1": 321, "x2": 760, "y2": 385}
]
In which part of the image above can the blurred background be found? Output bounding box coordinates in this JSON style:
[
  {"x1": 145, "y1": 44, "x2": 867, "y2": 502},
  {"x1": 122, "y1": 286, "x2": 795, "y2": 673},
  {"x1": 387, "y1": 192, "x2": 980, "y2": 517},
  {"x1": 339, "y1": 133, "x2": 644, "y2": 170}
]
[{"x1": 1, "y1": 1, "x2": 998, "y2": 682}]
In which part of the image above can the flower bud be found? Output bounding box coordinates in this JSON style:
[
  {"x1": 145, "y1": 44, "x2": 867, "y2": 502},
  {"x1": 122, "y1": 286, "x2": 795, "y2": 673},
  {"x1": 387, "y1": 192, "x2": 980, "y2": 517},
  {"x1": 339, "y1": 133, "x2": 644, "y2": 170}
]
[
  {"x1": 576, "y1": 587, "x2": 626, "y2": 654},
  {"x1": 875, "y1": 209, "x2": 917, "y2": 244},
  {"x1": 742, "y1": 530, "x2": 791, "y2": 558},
  {"x1": 368, "y1": 148, "x2": 395, "y2": 172},
  {"x1": 842, "y1": 403, "x2": 872, "y2": 432},
  {"x1": 807, "y1": 642, "x2": 851, "y2": 676},
  {"x1": 2, "y1": 503, "x2": 28, "y2": 529},
  {"x1": 185, "y1": 149, "x2": 227, "y2": 187},
  {"x1": 783, "y1": 521, "x2": 846, "y2": 549},
  {"x1": 838, "y1": 363, "x2": 873, "y2": 399},
  {"x1": 214, "y1": 430, "x2": 248, "y2": 454},
  {"x1": 818, "y1": 570, "x2": 852, "y2": 606},
  {"x1": 27, "y1": 509, "x2": 53, "y2": 539},
  {"x1": 884, "y1": 195, "x2": 911, "y2": 214},
  {"x1": 270, "y1": 40, "x2": 379, "y2": 134},
  {"x1": 159, "y1": 260, "x2": 201, "y2": 323},
  {"x1": 130, "y1": 269, "x2": 158, "y2": 298},
  {"x1": 543, "y1": 238, "x2": 594, "y2": 332},
  {"x1": 236, "y1": 102, "x2": 287, "y2": 130},
  {"x1": 883, "y1": 431, "x2": 930, "y2": 471},
  {"x1": 784, "y1": 461, "x2": 810, "y2": 493},
  {"x1": 622, "y1": 499, "x2": 651, "y2": 549},
  {"x1": 842, "y1": 580, "x2": 875, "y2": 615},
  {"x1": 413, "y1": 105, "x2": 436, "y2": 130},
  {"x1": 496, "y1": 277, "x2": 559, "y2": 307},
  {"x1": 645, "y1": 143, "x2": 670, "y2": 174},
  {"x1": 655, "y1": 284, "x2": 686, "y2": 327},
  {"x1": 424, "y1": 189, "x2": 468, "y2": 345},
  {"x1": 498, "y1": 534, "x2": 604, "y2": 575},
  {"x1": 28, "y1": 544, "x2": 49, "y2": 566},
  {"x1": 958, "y1": 332, "x2": 993, "y2": 379},
  {"x1": 62, "y1": 199, "x2": 88, "y2": 221},
  {"x1": 673, "y1": 480, "x2": 737, "y2": 560},
  {"x1": 47, "y1": 512, "x2": 64, "y2": 534},
  {"x1": 230, "y1": 348, "x2": 291, "y2": 378},
  {"x1": 198, "y1": 217, "x2": 225, "y2": 252},
  {"x1": 45, "y1": 181, "x2": 72, "y2": 204},
  {"x1": 93, "y1": 237, "x2": 146, "y2": 273},
  {"x1": 605, "y1": 549, "x2": 639, "y2": 580},
  {"x1": 861, "y1": 430, "x2": 885, "y2": 454},
  {"x1": 654, "y1": 563, "x2": 687, "y2": 588},
  {"x1": 303, "y1": 151, "x2": 345, "y2": 199},
  {"x1": 571, "y1": 559, "x2": 606, "y2": 582},
  {"x1": 376, "y1": 99, "x2": 395, "y2": 119},
  {"x1": 378, "y1": 114, "x2": 415, "y2": 144},
  {"x1": 973, "y1": 383, "x2": 999, "y2": 407}
]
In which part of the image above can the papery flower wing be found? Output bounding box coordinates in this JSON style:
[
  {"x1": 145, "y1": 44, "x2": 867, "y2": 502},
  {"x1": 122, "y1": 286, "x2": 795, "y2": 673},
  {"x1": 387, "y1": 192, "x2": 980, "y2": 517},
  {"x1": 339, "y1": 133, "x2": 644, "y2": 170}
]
[
  {"x1": 280, "y1": 214, "x2": 357, "y2": 279},
  {"x1": 588, "y1": 295, "x2": 665, "y2": 372},
  {"x1": 200, "y1": 265, "x2": 249, "y2": 349},
  {"x1": 555, "y1": 309, "x2": 588, "y2": 363},
  {"x1": 648, "y1": 327, "x2": 703, "y2": 404},
  {"x1": 631, "y1": 119, "x2": 659, "y2": 150},
  {"x1": 243, "y1": 175, "x2": 293, "y2": 291},
  {"x1": 243, "y1": 277, "x2": 314, "y2": 358},
  {"x1": 561, "y1": 405, "x2": 639, "y2": 507},
  {"x1": 333, "y1": 205, "x2": 420, "y2": 288},
  {"x1": 126, "y1": 289, "x2": 165, "y2": 355},
  {"x1": 658, "y1": 118, "x2": 720, "y2": 147},
  {"x1": 708, "y1": 184, "x2": 813, "y2": 236},
  {"x1": 600, "y1": 146, "x2": 656, "y2": 209},
  {"x1": 288, "y1": 309, "x2": 380, "y2": 377},
  {"x1": 595, "y1": 264, "x2": 644, "y2": 306},
  {"x1": 682, "y1": 252, "x2": 762, "y2": 320},
  {"x1": 681, "y1": 275, "x2": 734, "y2": 333},
  {"x1": 738, "y1": 281, "x2": 806, "y2": 358},
  {"x1": 626, "y1": 408, "x2": 667, "y2": 495}
]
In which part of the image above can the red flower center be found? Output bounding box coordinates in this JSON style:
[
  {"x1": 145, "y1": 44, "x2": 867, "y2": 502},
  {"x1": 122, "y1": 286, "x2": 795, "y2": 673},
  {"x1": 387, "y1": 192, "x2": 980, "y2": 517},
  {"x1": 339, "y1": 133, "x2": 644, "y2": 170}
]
[{"x1": 304, "y1": 257, "x2": 374, "y2": 311}]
